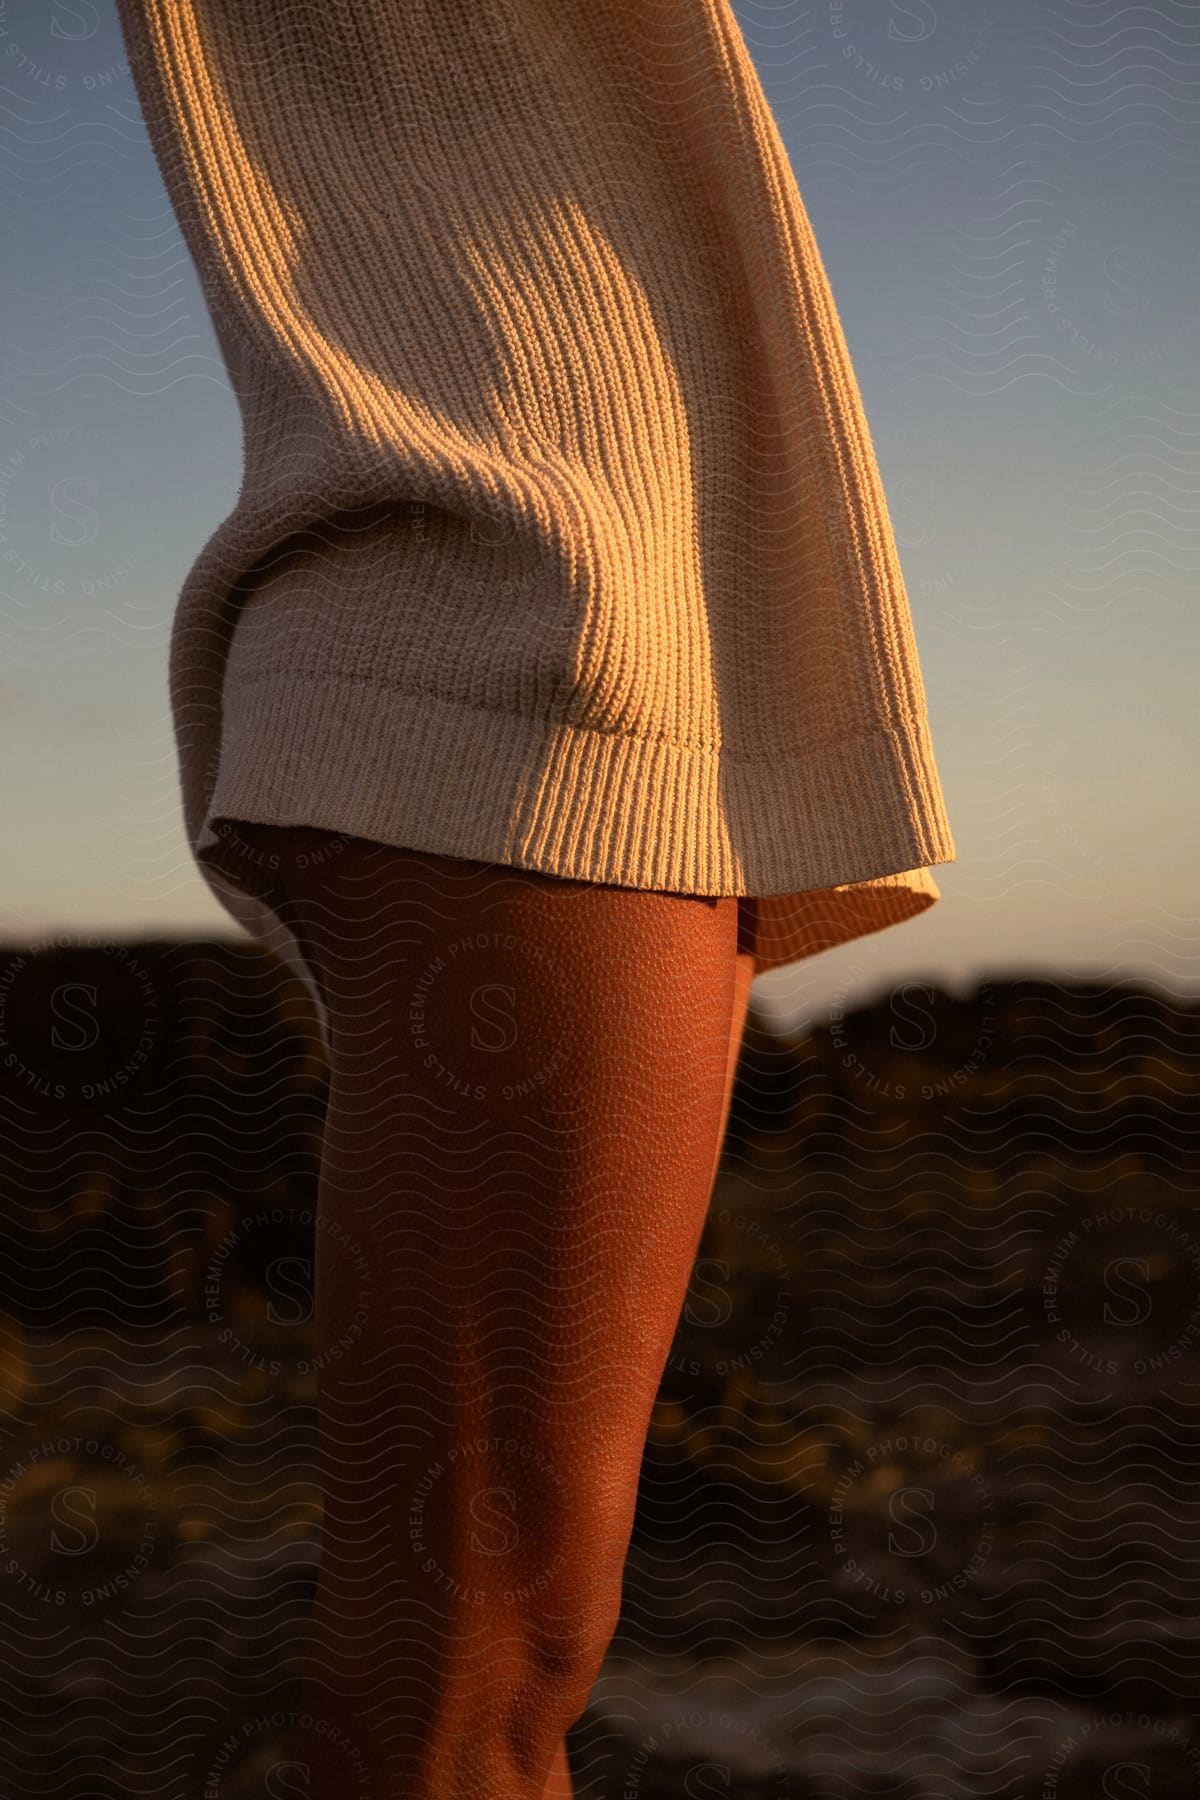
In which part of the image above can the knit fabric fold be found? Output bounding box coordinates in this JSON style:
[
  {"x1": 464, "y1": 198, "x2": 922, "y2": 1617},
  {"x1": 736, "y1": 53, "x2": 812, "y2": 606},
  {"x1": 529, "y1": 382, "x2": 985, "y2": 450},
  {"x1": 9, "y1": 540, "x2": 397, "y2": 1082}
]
[{"x1": 116, "y1": 0, "x2": 956, "y2": 1016}]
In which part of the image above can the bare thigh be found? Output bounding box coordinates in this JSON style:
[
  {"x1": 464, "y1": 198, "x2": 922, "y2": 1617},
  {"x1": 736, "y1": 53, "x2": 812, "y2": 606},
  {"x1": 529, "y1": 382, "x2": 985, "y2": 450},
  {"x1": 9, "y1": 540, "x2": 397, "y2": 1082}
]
[
  {"x1": 236, "y1": 822, "x2": 754, "y2": 1796},
  {"x1": 250, "y1": 824, "x2": 756, "y2": 1149}
]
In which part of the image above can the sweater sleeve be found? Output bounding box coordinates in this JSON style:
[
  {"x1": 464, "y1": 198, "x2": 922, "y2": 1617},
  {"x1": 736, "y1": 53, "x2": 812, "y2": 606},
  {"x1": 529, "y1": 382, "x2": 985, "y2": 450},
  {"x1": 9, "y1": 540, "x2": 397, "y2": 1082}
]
[{"x1": 116, "y1": 0, "x2": 955, "y2": 977}]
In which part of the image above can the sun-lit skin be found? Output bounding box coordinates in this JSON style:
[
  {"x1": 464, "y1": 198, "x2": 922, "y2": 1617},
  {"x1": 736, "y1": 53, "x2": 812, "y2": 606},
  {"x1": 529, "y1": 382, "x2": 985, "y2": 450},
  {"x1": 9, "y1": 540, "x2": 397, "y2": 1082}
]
[{"x1": 239, "y1": 822, "x2": 755, "y2": 1798}]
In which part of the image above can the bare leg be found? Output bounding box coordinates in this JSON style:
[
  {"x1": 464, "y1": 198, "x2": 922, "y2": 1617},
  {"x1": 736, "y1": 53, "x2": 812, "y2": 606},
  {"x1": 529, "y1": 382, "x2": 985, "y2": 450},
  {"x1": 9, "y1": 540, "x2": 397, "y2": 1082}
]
[
  {"x1": 539, "y1": 1737, "x2": 574, "y2": 1800},
  {"x1": 242, "y1": 825, "x2": 754, "y2": 1798}
]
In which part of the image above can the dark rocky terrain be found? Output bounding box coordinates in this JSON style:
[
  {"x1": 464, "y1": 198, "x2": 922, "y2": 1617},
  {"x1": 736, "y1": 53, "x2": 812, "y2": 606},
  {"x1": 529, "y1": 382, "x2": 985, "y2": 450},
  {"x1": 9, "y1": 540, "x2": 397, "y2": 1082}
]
[{"x1": 0, "y1": 938, "x2": 1197, "y2": 1796}]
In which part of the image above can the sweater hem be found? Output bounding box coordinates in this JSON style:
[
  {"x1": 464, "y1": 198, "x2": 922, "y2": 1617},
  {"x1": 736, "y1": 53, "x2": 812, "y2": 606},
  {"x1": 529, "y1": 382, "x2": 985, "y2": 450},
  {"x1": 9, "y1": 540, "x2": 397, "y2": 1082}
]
[{"x1": 193, "y1": 672, "x2": 955, "y2": 978}]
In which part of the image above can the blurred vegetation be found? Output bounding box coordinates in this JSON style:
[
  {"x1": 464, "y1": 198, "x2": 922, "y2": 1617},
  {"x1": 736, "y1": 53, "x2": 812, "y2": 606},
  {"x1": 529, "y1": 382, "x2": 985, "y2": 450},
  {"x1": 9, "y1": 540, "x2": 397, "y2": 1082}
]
[{"x1": 0, "y1": 939, "x2": 1197, "y2": 1796}]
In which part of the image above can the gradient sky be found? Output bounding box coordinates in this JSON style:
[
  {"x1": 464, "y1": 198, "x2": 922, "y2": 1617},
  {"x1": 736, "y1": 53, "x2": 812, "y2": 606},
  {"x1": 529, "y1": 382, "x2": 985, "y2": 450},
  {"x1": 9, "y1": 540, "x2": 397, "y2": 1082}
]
[{"x1": 2, "y1": 0, "x2": 1197, "y2": 1034}]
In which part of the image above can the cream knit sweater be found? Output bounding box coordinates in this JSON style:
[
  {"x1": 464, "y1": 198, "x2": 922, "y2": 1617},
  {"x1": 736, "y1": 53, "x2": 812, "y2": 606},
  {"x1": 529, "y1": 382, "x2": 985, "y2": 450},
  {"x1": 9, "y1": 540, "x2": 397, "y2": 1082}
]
[{"x1": 117, "y1": 0, "x2": 956, "y2": 1008}]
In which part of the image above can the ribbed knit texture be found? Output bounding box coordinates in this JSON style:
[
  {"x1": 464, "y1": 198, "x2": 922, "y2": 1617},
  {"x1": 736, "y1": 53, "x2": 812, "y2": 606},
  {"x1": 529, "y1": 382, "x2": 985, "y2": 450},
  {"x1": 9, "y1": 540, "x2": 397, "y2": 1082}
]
[{"x1": 117, "y1": 0, "x2": 956, "y2": 1008}]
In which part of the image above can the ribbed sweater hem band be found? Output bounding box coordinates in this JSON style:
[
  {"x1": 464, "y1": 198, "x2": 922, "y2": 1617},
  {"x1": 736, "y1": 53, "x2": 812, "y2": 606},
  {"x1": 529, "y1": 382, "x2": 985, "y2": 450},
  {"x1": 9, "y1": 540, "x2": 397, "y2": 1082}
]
[{"x1": 196, "y1": 674, "x2": 957, "y2": 900}]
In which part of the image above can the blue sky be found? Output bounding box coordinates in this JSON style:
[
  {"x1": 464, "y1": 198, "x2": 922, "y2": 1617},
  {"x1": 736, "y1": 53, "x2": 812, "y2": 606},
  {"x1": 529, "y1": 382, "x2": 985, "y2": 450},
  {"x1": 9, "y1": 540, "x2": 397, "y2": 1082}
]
[{"x1": 2, "y1": 0, "x2": 1197, "y2": 1033}]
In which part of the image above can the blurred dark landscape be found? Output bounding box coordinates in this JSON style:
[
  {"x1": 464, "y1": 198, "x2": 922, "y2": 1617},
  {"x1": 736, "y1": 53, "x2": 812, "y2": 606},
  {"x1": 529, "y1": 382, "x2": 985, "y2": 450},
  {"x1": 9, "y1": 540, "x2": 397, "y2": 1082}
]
[{"x1": 1, "y1": 937, "x2": 1198, "y2": 1798}]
